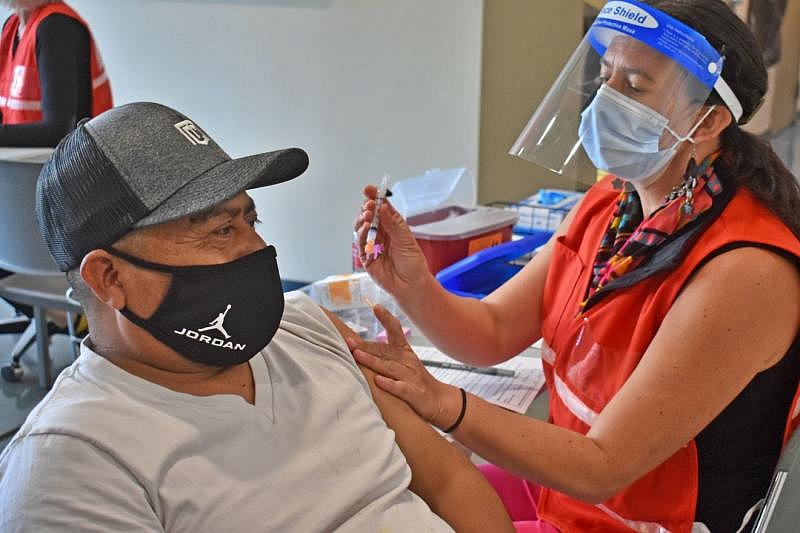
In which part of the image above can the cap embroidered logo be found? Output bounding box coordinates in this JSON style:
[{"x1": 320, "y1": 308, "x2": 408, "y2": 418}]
[{"x1": 174, "y1": 119, "x2": 210, "y2": 146}]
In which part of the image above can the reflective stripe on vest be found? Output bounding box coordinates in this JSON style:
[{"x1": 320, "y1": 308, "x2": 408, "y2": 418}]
[
  {"x1": 0, "y1": 95, "x2": 41, "y2": 110},
  {"x1": 541, "y1": 340, "x2": 556, "y2": 365},
  {"x1": 92, "y1": 71, "x2": 108, "y2": 90},
  {"x1": 553, "y1": 373, "x2": 598, "y2": 427},
  {"x1": 596, "y1": 504, "x2": 672, "y2": 533}
]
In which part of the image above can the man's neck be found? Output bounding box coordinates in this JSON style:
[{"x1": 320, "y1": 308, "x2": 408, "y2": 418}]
[
  {"x1": 86, "y1": 335, "x2": 256, "y2": 404},
  {"x1": 16, "y1": 1, "x2": 57, "y2": 29},
  {"x1": 17, "y1": 8, "x2": 33, "y2": 27}
]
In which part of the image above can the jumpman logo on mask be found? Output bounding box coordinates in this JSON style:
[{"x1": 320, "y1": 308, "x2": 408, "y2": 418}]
[{"x1": 198, "y1": 304, "x2": 232, "y2": 339}]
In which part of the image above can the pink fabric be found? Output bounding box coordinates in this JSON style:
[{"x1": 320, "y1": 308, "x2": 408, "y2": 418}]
[{"x1": 478, "y1": 463, "x2": 560, "y2": 533}]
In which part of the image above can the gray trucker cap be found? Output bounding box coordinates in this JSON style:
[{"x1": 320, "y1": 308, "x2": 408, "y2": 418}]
[{"x1": 36, "y1": 102, "x2": 309, "y2": 271}]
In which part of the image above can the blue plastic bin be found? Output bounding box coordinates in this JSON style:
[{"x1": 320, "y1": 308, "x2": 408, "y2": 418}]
[
  {"x1": 489, "y1": 188, "x2": 583, "y2": 235},
  {"x1": 435, "y1": 231, "x2": 552, "y2": 299}
]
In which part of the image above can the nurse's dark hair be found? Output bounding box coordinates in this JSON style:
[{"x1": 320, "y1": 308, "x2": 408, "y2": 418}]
[{"x1": 647, "y1": 0, "x2": 800, "y2": 238}]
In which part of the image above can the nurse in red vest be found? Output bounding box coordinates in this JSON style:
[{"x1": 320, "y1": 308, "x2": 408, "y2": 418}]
[
  {"x1": 352, "y1": 1, "x2": 800, "y2": 531},
  {"x1": 0, "y1": 0, "x2": 112, "y2": 146}
]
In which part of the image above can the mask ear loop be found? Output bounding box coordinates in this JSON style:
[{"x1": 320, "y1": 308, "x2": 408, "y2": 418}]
[
  {"x1": 663, "y1": 104, "x2": 717, "y2": 215},
  {"x1": 665, "y1": 104, "x2": 717, "y2": 149}
]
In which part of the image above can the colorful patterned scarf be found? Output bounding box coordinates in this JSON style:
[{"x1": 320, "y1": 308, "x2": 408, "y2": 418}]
[{"x1": 582, "y1": 154, "x2": 723, "y2": 308}]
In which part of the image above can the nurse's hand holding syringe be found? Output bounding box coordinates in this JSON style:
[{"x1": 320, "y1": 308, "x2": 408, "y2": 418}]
[{"x1": 355, "y1": 177, "x2": 436, "y2": 303}]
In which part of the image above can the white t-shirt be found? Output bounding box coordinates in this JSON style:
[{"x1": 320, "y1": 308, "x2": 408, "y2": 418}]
[{"x1": 0, "y1": 292, "x2": 452, "y2": 533}]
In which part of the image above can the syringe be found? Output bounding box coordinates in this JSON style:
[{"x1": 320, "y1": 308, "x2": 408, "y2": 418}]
[{"x1": 364, "y1": 175, "x2": 389, "y2": 259}]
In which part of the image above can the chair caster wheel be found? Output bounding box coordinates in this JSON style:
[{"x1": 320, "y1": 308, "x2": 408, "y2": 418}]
[{"x1": 1, "y1": 364, "x2": 23, "y2": 382}]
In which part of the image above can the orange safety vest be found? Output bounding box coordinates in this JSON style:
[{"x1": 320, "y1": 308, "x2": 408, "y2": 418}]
[
  {"x1": 0, "y1": 2, "x2": 112, "y2": 125},
  {"x1": 538, "y1": 178, "x2": 800, "y2": 533}
]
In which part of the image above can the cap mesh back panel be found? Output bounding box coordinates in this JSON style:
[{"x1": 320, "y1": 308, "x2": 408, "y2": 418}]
[{"x1": 36, "y1": 126, "x2": 148, "y2": 271}]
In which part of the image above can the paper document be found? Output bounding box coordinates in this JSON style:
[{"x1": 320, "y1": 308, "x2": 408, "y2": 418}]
[{"x1": 412, "y1": 345, "x2": 545, "y2": 414}]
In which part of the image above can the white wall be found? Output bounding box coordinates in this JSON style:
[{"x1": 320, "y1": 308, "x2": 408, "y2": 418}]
[{"x1": 11, "y1": 0, "x2": 483, "y2": 281}]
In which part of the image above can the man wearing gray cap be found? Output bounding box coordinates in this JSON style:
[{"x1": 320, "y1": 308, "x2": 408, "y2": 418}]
[{"x1": 0, "y1": 102, "x2": 512, "y2": 532}]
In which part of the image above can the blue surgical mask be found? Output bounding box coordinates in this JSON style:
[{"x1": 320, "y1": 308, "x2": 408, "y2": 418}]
[{"x1": 579, "y1": 84, "x2": 714, "y2": 183}]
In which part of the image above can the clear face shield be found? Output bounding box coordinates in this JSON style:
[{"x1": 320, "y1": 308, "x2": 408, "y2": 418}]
[{"x1": 510, "y1": 0, "x2": 743, "y2": 188}]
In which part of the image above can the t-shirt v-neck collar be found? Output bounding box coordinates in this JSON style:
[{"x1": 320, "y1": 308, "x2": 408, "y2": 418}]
[
  {"x1": 248, "y1": 351, "x2": 275, "y2": 421},
  {"x1": 78, "y1": 342, "x2": 275, "y2": 422}
]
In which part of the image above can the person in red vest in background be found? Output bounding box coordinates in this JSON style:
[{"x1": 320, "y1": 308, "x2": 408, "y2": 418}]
[
  {"x1": 0, "y1": 0, "x2": 111, "y2": 146},
  {"x1": 0, "y1": 1, "x2": 111, "y2": 340}
]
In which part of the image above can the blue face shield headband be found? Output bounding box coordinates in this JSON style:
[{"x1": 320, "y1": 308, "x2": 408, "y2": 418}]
[{"x1": 586, "y1": 1, "x2": 742, "y2": 122}]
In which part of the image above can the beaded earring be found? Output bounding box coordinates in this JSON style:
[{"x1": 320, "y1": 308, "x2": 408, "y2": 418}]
[{"x1": 665, "y1": 143, "x2": 700, "y2": 215}]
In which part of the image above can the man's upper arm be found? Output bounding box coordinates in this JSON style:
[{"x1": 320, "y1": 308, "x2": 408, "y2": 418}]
[
  {"x1": 0, "y1": 433, "x2": 163, "y2": 532},
  {"x1": 320, "y1": 309, "x2": 478, "y2": 492},
  {"x1": 320, "y1": 306, "x2": 513, "y2": 531}
]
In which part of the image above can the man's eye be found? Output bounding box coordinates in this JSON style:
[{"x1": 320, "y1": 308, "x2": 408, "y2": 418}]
[
  {"x1": 214, "y1": 225, "x2": 233, "y2": 236},
  {"x1": 248, "y1": 217, "x2": 262, "y2": 228}
]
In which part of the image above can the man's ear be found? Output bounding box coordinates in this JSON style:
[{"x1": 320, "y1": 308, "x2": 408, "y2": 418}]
[
  {"x1": 79, "y1": 250, "x2": 126, "y2": 311},
  {"x1": 691, "y1": 105, "x2": 733, "y2": 144}
]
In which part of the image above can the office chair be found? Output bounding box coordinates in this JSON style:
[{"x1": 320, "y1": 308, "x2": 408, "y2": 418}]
[
  {"x1": 0, "y1": 149, "x2": 83, "y2": 388},
  {"x1": 0, "y1": 299, "x2": 31, "y2": 336},
  {"x1": 750, "y1": 423, "x2": 800, "y2": 532}
]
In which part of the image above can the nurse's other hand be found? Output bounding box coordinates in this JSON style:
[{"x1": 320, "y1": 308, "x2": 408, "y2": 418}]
[
  {"x1": 348, "y1": 304, "x2": 462, "y2": 430},
  {"x1": 355, "y1": 185, "x2": 432, "y2": 300}
]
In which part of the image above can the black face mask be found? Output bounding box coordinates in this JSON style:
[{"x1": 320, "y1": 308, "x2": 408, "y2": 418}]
[{"x1": 106, "y1": 246, "x2": 285, "y2": 367}]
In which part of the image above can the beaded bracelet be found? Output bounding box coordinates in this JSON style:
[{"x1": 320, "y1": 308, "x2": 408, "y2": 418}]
[{"x1": 443, "y1": 387, "x2": 467, "y2": 433}]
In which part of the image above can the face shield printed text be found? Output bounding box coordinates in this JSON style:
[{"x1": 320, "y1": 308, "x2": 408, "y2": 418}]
[{"x1": 598, "y1": 1, "x2": 659, "y2": 29}]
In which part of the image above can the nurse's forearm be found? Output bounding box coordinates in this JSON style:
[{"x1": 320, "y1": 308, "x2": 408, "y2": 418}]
[
  {"x1": 394, "y1": 275, "x2": 528, "y2": 365},
  {"x1": 448, "y1": 391, "x2": 629, "y2": 504}
]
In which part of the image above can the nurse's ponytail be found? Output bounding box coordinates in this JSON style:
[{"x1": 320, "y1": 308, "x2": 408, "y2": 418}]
[{"x1": 648, "y1": 0, "x2": 800, "y2": 239}]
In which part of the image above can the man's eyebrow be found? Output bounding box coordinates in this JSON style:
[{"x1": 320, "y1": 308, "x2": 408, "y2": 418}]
[
  {"x1": 243, "y1": 197, "x2": 256, "y2": 215},
  {"x1": 189, "y1": 197, "x2": 257, "y2": 224},
  {"x1": 600, "y1": 58, "x2": 656, "y2": 82}
]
